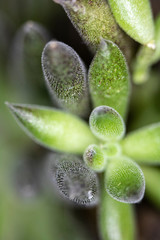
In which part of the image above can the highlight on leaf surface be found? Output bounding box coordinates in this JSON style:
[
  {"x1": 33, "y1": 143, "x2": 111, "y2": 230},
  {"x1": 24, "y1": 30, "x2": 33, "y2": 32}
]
[
  {"x1": 10, "y1": 21, "x2": 49, "y2": 102},
  {"x1": 89, "y1": 106, "x2": 125, "y2": 142},
  {"x1": 100, "y1": 189, "x2": 135, "y2": 240},
  {"x1": 42, "y1": 40, "x2": 90, "y2": 118},
  {"x1": 49, "y1": 153, "x2": 99, "y2": 206},
  {"x1": 83, "y1": 144, "x2": 106, "y2": 172},
  {"x1": 89, "y1": 40, "x2": 130, "y2": 119},
  {"x1": 108, "y1": 0, "x2": 154, "y2": 45},
  {"x1": 53, "y1": 0, "x2": 133, "y2": 60},
  {"x1": 105, "y1": 156, "x2": 145, "y2": 203},
  {"x1": 120, "y1": 123, "x2": 160, "y2": 164},
  {"x1": 6, "y1": 103, "x2": 97, "y2": 154}
]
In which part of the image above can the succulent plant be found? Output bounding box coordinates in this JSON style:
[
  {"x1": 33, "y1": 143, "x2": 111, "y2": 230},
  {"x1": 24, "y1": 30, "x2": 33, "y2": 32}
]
[{"x1": 4, "y1": 0, "x2": 160, "y2": 239}]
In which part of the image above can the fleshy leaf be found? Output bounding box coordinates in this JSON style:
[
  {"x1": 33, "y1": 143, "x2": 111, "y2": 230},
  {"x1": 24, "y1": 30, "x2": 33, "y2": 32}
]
[
  {"x1": 108, "y1": 0, "x2": 154, "y2": 45},
  {"x1": 100, "y1": 186, "x2": 135, "y2": 240},
  {"x1": 83, "y1": 144, "x2": 106, "y2": 172},
  {"x1": 89, "y1": 106, "x2": 125, "y2": 142},
  {"x1": 10, "y1": 21, "x2": 49, "y2": 102},
  {"x1": 121, "y1": 123, "x2": 160, "y2": 164},
  {"x1": 48, "y1": 153, "x2": 99, "y2": 206},
  {"x1": 132, "y1": 46, "x2": 155, "y2": 84},
  {"x1": 53, "y1": 0, "x2": 133, "y2": 60},
  {"x1": 142, "y1": 166, "x2": 160, "y2": 208},
  {"x1": 151, "y1": 14, "x2": 160, "y2": 63},
  {"x1": 133, "y1": 14, "x2": 160, "y2": 84},
  {"x1": 6, "y1": 103, "x2": 97, "y2": 154},
  {"x1": 42, "y1": 41, "x2": 90, "y2": 118},
  {"x1": 88, "y1": 40, "x2": 130, "y2": 119},
  {"x1": 105, "y1": 156, "x2": 145, "y2": 203}
]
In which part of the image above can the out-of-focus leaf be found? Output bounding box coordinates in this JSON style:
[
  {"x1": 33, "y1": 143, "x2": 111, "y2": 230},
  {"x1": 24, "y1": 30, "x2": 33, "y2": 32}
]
[
  {"x1": 83, "y1": 144, "x2": 106, "y2": 172},
  {"x1": 121, "y1": 123, "x2": 160, "y2": 164},
  {"x1": 6, "y1": 103, "x2": 97, "y2": 154},
  {"x1": 133, "y1": 15, "x2": 160, "y2": 84},
  {"x1": 105, "y1": 156, "x2": 145, "y2": 203},
  {"x1": 48, "y1": 153, "x2": 99, "y2": 206},
  {"x1": 108, "y1": 0, "x2": 154, "y2": 45},
  {"x1": 10, "y1": 21, "x2": 50, "y2": 103},
  {"x1": 142, "y1": 166, "x2": 160, "y2": 208},
  {"x1": 89, "y1": 106, "x2": 125, "y2": 141},
  {"x1": 128, "y1": 71, "x2": 160, "y2": 131},
  {"x1": 132, "y1": 46, "x2": 155, "y2": 84},
  {"x1": 99, "y1": 183, "x2": 135, "y2": 240},
  {"x1": 150, "y1": 14, "x2": 160, "y2": 64},
  {"x1": 53, "y1": 0, "x2": 133, "y2": 60},
  {"x1": 42, "y1": 40, "x2": 90, "y2": 118},
  {"x1": 89, "y1": 40, "x2": 130, "y2": 119}
]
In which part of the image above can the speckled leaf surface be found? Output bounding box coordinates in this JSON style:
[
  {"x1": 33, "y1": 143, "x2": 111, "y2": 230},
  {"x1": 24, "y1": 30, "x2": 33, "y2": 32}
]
[
  {"x1": 53, "y1": 0, "x2": 133, "y2": 60},
  {"x1": 42, "y1": 41, "x2": 90, "y2": 118},
  {"x1": 108, "y1": 0, "x2": 154, "y2": 45},
  {"x1": 83, "y1": 144, "x2": 106, "y2": 172},
  {"x1": 89, "y1": 106, "x2": 125, "y2": 141},
  {"x1": 89, "y1": 40, "x2": 130, "y2": 119},
  {"x1": 105, "y1": 156, "x2": 145, "y2": 203},
  {"x1": 6, "y1": 103, "x2": 97, "y2": 154},
  {"x1": 121, "y1": 123, "x2": 160, "y2": 164},
  {"x1": 99, "y1": 185, "x2": 135, "y2": 240}
]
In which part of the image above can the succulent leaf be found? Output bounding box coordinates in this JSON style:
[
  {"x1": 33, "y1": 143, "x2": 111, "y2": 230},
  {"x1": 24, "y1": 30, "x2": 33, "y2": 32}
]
[
  {"x1": 6, "y1": 103, "x2": 97, "y2": 154},
  {"x1": 121, "y1": 123, "x2": 160, "y2": 164},
  {"x1": 10, "y1": 21, "x2": 49, "y2": 102},
  {"x1": 83, "y1": 144, "x2": 106, "y2": 172},
  {"x1": 105, "y1": 156, "x2": 145, "y2": 203},
  {"x1": 42, "y1": 41, "x2": 90, "y2": 118},
  {"x1": 89, "y1": 106, "x2": 125, "y2": 142},
  {"x1": 53, "y1": 0, "x2": 133, "y2": 60},
  {"x1": 88, "y1": 40, "x2": 130, "y2": 119},
  {"x1": 133, "y1": 15, "x2": 160, "y2": 84},
  {"x1": 48, "y1": 153, "x2": 99, "y2": 206},
  {"x1": 108, "y1": 0, "x2": 154, "y2": 45},
  {"x1": 100, "y1": 189, "x2": 135, "y2": 240}
]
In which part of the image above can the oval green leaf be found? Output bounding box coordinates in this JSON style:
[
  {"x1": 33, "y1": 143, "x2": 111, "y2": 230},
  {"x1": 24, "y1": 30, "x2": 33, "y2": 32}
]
[
  {"x1": 53, "y1": 0, "x2": 133, "y2": 60},
  {"x1": 121, "y1": 123, "x2": 160, "y2": 164},
  {"x1": 42, "y1": 41, "x2": 90, "y2": 118},
  {"x1": 6, "y1": 103, "x2": 97, "y2": 154},
  {"x1": 100, "y1": 188, "x2": 135, "y2": 240},
  {"x1": 83, "y1": 144, "x2": 106, "y2": 172},
  {"x1": 89, "y1": 106, "x2": 125, "y2": 142},
  {"x1": 89, "y1": 40, "x2": 130, "y2": 119},
  {"x1": 105, "y1": 156, "x2": 145, "y2": 203},
  {"x1": 108, "y1": 0, "x2": 154, "y2": 45}
]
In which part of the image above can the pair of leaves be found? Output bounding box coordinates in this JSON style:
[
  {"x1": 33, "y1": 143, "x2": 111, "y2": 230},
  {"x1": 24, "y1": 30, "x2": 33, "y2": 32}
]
[
  {"x1": 53, "y1": 0, "x2": 133, "y2": 60},
  {"x1": 42, "y1": 39, "x2": 130, "y2": 119}
]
